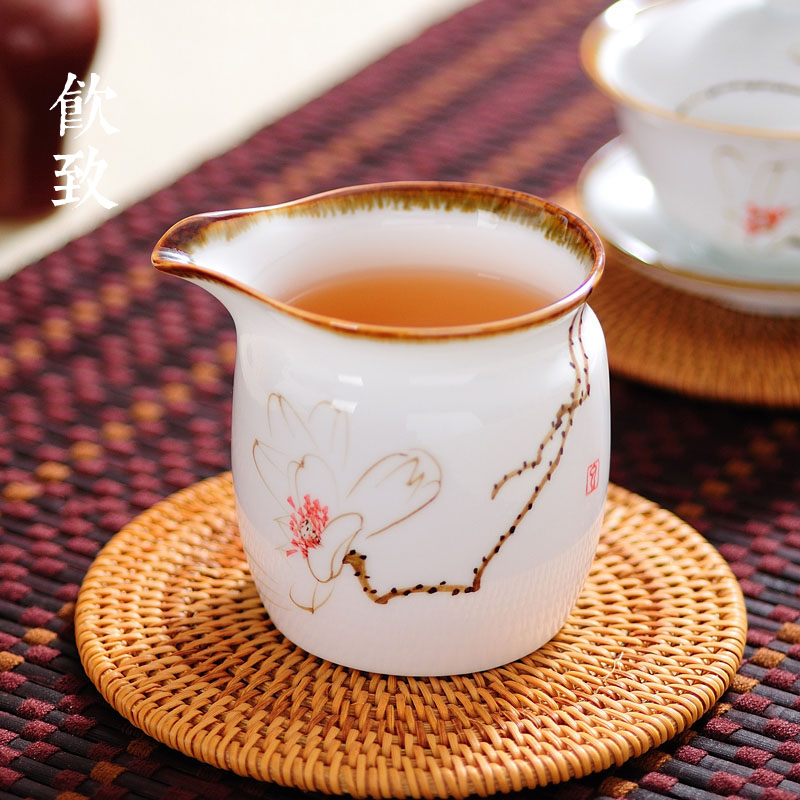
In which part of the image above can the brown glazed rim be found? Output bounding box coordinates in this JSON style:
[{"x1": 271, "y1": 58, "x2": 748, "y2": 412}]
[
  {"x1": 151, "y1": 181, "x2": 604, "y2": 341},
  {"x1": 580, "y1": 0, "x2": 800, "y2": 142}
]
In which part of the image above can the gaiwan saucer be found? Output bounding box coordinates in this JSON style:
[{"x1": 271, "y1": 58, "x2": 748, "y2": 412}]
[{"x1": 578, "y1": 139, "x2": 800, "y2": 317}]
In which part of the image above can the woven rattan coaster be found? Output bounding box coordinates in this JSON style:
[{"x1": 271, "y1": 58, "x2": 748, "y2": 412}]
[
  {"x1": 76, "y1": 474, "x2": 745, "y2": 799},
  {"x1": 556, "y1": 189, "x2": 800, "y2": 409}
]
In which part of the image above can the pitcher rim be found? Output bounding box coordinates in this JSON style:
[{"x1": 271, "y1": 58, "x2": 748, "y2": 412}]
[{"x1": 151, "y1": 181, "x2": 605, "y2": 341}]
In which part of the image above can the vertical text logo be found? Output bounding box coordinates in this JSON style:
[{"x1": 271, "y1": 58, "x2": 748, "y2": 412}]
[
  {"x1": 586, "y1": 459, "x2": 600, "y2": 496},
  {"x1": 50, "y1": 73, "x2": 118, "y2": 209}
]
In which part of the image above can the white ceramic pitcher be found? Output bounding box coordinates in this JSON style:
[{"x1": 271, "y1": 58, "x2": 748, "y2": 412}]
[{"x1": 152, "y1": 181, "x2": 609, "y2": 676}]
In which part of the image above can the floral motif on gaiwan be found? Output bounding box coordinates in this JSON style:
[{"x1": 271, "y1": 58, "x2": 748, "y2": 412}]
[
  {"x1": 714, "y1": 145, "x2": 800, "y2": 249},
  {"x1": 744, "y1": 204, "x2": 790, "y2": 236},
  {"x1": 253, "y1": 394, "x2": 441, "y2": 613}
]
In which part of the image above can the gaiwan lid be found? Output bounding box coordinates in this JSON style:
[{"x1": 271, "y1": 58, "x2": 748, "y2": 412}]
[{"x1": 583, "y1": 0, "x2": 800, "y2": 136}]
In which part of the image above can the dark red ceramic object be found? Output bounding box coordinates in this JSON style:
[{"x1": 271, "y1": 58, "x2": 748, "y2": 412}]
[{"x1": 0, "y1": 0, "x2": 100, "y2": 217}]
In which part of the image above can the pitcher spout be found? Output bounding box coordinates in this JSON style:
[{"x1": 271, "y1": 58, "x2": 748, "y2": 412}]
[{"x1": 152, "y1": 208, "x2": 258, "y2": 287}]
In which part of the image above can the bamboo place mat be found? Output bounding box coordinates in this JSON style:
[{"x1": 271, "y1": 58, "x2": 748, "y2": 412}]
[
  {"x1": 3, "y1": 0, "x2": 800, "y2": 799},
  {"x1": 75, "y1": 474, "x2": 746, "y2": 799},
  {"x1": 556, "y1": 189, "x2": 800, "y2": 409}
]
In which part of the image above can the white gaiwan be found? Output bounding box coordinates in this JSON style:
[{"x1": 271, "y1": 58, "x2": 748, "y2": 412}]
[{"x1": 582, "y1": 0, "x2": 800, "y2": 276}]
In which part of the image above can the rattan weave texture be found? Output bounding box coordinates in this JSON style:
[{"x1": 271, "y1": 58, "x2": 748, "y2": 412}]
[
  {"x1": 75, "y1": 474, "x2": 746, "y2": 799},
  {"x1": 557, "y1": 190, "x2": 800, "y2": 409}
]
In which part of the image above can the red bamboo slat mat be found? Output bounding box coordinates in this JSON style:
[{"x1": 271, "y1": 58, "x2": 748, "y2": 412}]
[{"x1": 2, "y1": 1, "x2": 800, "y2": 799}]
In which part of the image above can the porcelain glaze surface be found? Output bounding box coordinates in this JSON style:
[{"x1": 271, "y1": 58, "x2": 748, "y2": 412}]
[
  {"x1": 582, "y1": 0, "x2": 800, "y2": 274},
  {"x1": 579, "y1": 139, "x2": 800, "y2": 316},
  {"x1": 153, "y1": 182, "x2": 609, "y2": 675}
]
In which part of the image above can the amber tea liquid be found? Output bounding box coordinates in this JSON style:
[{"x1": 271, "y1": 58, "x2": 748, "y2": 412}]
[{"x1": 283, "y1": 266, "x2": 554, "y2": 327}]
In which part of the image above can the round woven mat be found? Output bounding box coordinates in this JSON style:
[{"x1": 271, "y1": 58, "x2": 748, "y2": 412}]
[
  {"x1": 75, "y1": 473, "x2": 746, "y2": 799},
  {"x1": 556, "y1": 189, "x2": 800, "y2": 409}
]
